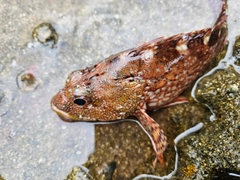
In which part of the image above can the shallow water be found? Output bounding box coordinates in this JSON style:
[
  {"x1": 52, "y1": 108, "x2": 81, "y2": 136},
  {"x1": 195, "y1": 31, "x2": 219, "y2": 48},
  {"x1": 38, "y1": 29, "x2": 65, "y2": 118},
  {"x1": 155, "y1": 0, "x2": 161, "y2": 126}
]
[{"x1": 0, "y1": 0, "x2": 240, "y2": 179}]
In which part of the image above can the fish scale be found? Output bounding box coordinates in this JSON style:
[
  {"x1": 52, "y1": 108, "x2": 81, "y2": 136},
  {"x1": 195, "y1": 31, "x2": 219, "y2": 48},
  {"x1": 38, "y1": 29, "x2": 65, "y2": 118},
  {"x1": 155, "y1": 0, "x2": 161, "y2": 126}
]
[{"x1": 51, "y1": 2, "x2": 227, "y2": 166}]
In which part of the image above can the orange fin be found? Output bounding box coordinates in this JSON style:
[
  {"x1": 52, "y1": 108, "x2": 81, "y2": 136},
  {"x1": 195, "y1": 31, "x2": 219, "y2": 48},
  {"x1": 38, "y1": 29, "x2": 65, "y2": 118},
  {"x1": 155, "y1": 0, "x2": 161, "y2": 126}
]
[
  {"x1": 135, "y1": 108, "x2": 168, "y2": 167},
  {"x1": 159, "y1": 96, "x2": 188, "y2": 108}
]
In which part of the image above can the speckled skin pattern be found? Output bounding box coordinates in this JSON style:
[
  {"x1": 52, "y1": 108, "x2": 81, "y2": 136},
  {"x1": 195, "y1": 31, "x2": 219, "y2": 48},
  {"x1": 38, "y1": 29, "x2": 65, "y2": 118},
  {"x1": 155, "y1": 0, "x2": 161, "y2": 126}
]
[{"x1": 51, "y1": 3, "x2": 227, "y2": 166}]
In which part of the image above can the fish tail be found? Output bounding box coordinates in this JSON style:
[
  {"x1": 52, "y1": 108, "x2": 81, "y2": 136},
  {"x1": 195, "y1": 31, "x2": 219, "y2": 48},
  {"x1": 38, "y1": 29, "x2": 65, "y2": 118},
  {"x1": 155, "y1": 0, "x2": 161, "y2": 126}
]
[{"x1": 214, "y1": 1, "x2": 227, "y2": 26}]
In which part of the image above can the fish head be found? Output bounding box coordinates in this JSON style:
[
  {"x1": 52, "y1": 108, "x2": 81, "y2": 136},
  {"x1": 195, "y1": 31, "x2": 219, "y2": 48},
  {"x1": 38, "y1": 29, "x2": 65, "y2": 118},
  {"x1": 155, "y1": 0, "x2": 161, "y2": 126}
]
[{"x1": 51, "y1": 68, "x2": 145, "y2": 122}]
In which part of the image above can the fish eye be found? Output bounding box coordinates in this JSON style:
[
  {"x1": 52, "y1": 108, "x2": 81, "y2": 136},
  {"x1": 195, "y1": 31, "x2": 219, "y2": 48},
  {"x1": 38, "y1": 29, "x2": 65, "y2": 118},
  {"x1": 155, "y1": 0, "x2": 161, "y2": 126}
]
[{"x1": 74, "y1": 98, "x2": 87, "y2": 106}]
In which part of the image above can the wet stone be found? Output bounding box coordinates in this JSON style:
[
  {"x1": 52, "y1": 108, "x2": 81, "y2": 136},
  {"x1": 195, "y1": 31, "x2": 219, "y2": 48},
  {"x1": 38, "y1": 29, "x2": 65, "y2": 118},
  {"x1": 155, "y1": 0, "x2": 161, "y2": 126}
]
[
  {"x1": 16, "y1": 70, "x2": 40, "y2": 91},
  {"x1": 31, "y1": 22, "x2": 58, "y2": 48},
  {"x1": 233, "y1": 35, "x2": 240, "y2": 66},
  {"x1": 65, "y1": 166, "x2": 93, "y2": 180},
  {"x1": 0, "y1": 175, "x2": 5, "y2": 180},
  {"x1": 226, "y1": 84, "x2": 239, "y2": 93},
  {"x1": 195, "y1": 66, "x2": 240, "y2": 119},
  {"x1": 212, "y1": 168, "x2": 240, "y2": 180},
  {"x1": 103, "y1": 161, "x2": 117, "y2": 180},
  {"x1": 175, "y1": 66, "x2": 240, "y2": 180},
  {"x1": 83, "y1": 121, "x2": 167, "y2": 179}
]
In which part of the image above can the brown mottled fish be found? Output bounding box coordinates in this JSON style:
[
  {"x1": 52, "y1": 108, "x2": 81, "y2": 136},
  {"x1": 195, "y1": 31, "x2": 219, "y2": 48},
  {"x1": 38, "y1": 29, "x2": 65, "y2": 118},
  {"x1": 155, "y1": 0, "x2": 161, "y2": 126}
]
[{"x1": 51, "y1": 2, "x2": 227, "y2": 166}]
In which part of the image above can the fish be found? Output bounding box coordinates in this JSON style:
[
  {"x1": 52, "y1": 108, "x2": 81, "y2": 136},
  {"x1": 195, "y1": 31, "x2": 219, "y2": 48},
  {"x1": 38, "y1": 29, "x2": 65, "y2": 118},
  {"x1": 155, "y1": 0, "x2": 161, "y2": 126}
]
[{"x1": 51, "y1": 2, "x2": 227, "y2": 166}]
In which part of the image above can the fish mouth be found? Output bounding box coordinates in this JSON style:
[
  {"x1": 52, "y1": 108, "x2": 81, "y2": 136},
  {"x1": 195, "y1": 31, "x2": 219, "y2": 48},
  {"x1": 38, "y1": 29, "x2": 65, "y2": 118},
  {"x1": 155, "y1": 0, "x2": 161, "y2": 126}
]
[
  {"x1": 51, "y1": 101, "x2": 76, "y2": 122},
  {"x1": 57, "y1": 114, "x2": 75, "y2": 122}
]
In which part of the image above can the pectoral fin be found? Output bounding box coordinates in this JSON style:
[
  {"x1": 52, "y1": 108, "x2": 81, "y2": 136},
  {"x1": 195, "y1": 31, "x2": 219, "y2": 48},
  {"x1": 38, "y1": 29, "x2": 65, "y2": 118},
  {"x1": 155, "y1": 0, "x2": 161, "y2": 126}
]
[
  {"x1": 135, "y1": 108, "x2": 168, "y2": 167},
  {"x1": 159, "y1": 96, "x2": 188, "y2": 108}
]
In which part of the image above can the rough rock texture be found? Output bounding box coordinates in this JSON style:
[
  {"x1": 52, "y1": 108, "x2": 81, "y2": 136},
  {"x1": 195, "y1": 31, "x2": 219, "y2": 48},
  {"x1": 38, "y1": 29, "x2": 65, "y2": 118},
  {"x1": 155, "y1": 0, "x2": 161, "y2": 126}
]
[{"x1": 174, "y1": 37, "x2": 240, "y2": 180}]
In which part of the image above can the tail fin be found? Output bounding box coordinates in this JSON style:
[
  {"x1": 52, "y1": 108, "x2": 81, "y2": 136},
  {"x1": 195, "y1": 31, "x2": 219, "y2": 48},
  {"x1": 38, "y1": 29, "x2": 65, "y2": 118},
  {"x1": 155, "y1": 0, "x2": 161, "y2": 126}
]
[{"x1": 214, "y1": 1, "x2": 227, "y2": 26}]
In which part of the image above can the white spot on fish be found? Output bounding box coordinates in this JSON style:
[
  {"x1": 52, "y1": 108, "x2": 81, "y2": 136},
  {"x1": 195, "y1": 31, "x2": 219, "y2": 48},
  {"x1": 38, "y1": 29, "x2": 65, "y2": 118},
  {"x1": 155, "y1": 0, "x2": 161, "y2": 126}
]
[
  {"x1": 164, "y1": 66, "x2": 169, "y2": 72},
  {"x1": 161, "y1": 87, "x2": 166, "y2": 91},
  {"x1": 142, "y1": 50, "x2": 154, "y2": 61},
  {"x1": 163, "y1": 97, "x2": 170, "y2": 101},
  {"x1": 150, "y1": 98, "x2": 158, "y2": 103},
  {"x1": 218, "y1": 30, "x2": 221, "y2": 36},
  {"x1": 159, "y1": 94, "x2": 164, "y2": 99},
  {"x1": 139, "y1": 79, "x2": 145, "y2": 83},
  {"x1": 158, "y1": 101, "x2": 164, "y2": 106},
  {"x1": 68, "y1": 89, "x2": 73, "y2": 94},
  {"x1": 148, "y1": 91, "x2": 155, "y2": 98},
  {"x1": 145, "y1": 86, "x2": 150, "y2": 90},
  {"x1": 155, "y1": 89, "x2": 160, "y2": 94},
  {"x1": 148, "y1": 102, "x2": 157, "y2": 107},
  {"x1": 166, "y1": 93, "x2": 171, "y2": 97},
  {"x1": 119, "y1": 112, "x2": 126, "y2": 116},
  {"x1": 179, "y1": 77, "x2": 184, "y2": 81},
  {"x1": 176, "y1": 44, "x2": 188, "y2": 51},
  {"x1": 73, "y1": 88, "x2": 81, "y2": 96},
  {"x1": 87, "y1": 104, "x2": 93, "y2": 109},
  {"x1": 204, "y1": 35, "x2": 210, "y2": 45},
  {"x1": 156, "y1": 68, "x2": 161, "y2": 73},
  {"x1": 167, "y1": 81, "x2": 172, "y2": 86}
]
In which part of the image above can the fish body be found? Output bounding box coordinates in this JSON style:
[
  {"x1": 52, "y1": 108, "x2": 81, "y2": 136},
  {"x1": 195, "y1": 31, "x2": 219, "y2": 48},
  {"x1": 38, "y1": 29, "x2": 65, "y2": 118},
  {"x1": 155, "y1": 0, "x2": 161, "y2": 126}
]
[{"x1": 51, "y1": 3, "x2": 227, "y2": 166}]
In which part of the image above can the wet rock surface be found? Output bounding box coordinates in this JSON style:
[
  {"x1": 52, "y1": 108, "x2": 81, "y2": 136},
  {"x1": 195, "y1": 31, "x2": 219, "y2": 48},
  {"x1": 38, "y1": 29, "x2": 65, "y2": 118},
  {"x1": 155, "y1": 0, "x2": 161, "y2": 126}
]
[
  {"x1": 173, "y1": 38, "x2": 240, "y2": 180},
  {"x1": 16, "y1": 69, "x2": 41, "y2": 91},
  {"x1": 0, "y1": 175, "x2": 5, "y2": 180},
  {"x1": 233, "y1": 35, "x2": 240, "y2": 66},
  {"x1": 31, "y1": 22, "x2": 58, "y2": 48},
  {"x1": 66, "y1": 166, "x2": 93, "y2": 180},
  {"x1": 85, "y1": 121, "x2": 165, "y2": 179}
]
